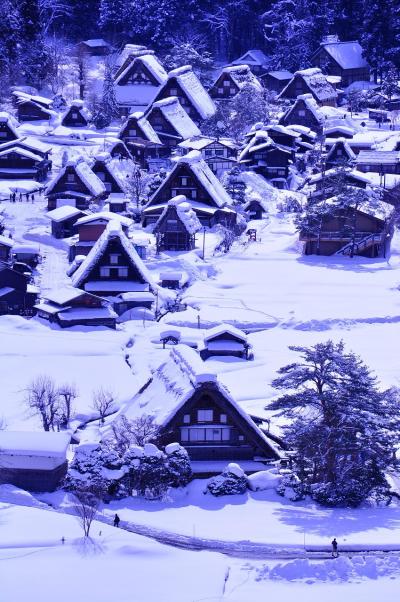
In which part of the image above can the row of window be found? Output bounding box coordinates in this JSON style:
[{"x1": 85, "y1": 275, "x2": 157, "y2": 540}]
[
  {"x1": 100, "y1": 267, "x2": 128, "y2": 278},
  {"x1": 181, "y1": 427, "x2": 231, "y2": 442},
  {"x1": 183, "y1": 410, "x2": 227, "y2": 423}
]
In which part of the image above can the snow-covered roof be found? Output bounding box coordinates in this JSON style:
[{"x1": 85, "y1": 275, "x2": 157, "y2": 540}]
[
  {"x1": 92, "y1": 155, "x2": 128, "y2": 192},
  {"x1": 125, "y1": 344, "x2": 280, "y2": 457},
  {"x1": 0, "y1": 431, "x2": 70, "y2": 470},
  {"x1": 115, "y1": 44, "x2": 149, "y2": 68},
  {"x1": 46, "y1": 206, "x2": 84, "y2": 222},
  {"x1": 326, "y1": 138, "x2": 357, "y2": 161},
  {"x1": 324, "y1": 124, "x2": 356, "y2": 137},
  {"x1": 231, "y1": 49, "x2": 268, "y2": 68},
  {"x1": 61, "y1": 100, "x2": 91, "y2": 123},
  {"x1": 12, "y1": 243, "x2": 40, "y2": 254},
  {"x1": 150, "y1": 97, "x2": 201, "y2": 139},
  {"x1": 164, "y1": 65, "x2": 216, "y2": 120},
  {"x1": 0, "y1": 112, "x2": 19, "y2": 137},
  {"x1": 280, "y1": 68, "x2": 337, "y2": 102},
  {"x1": 72, "y1": 220, "x2": 155, "y2": 290},
  {"x1": 0, "y1": 146, "x2": 43, "y2": 162},
  {"x1": 317, "y1": 40, "x2": 369, "y2": 70},
  {"x1": 43, "y1": 287, "x2": 86, "y2": 306},
  {"x1": 356, "y1": 150, "x2": 400, "y2": 165},
  {"x1": 155, "y1": 196, "x2": 202, "y2": 235},
  {"x1": 0, "y1": 135, "x2": 52, "y2": 155},
  {"x1": 286, "y1": 94, "x2": 324, "y2": 124},
  {"x1": 239, "y1": 130, "x2": 292, "y2": 161},
  {"x1": 0, "y1": 235, "x2": 13, "y2": 248},
  {"x1": 13, "y1": 90, "x2": 53, "y2": 108},
  {"x1": 80, "y1": 38, "x2": 111, "y2": 48},
  {"x1": 322, "y1": 196, "x2": 394, "y2": 222},
  {"x1": 76, "y1": 210, "x2": 132, "y2": 228},
  {"x1": 121, "y1": 112, "x2": 162, "y2": 144},
  {"x1": 218, "y1": 65, "x2": 263, "y2": 92},
  {"x1": 171, "y1": 151, "x2": 233, "y2": 208},
  {"x1": 115, "y1": 53, "x2": 168, "y2": 86},
  {"x1": 203, "y1": 323, "x2": 248, "y2": 343},
  {"x1": 46, "y1": 160, "x2": 106, "y2": 197},
  {"x1": 178, "y1": 136, "x2": 237, "y2": 152},
  {"x1": 309, "y1": 167, "x2": 372, "y2": 185},
  {"x1": 266, "y1": 70, "x2": 293, "y2": 80}
]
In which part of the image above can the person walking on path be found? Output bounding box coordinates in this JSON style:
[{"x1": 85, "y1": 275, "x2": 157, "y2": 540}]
[
  {"x1": 113, "y1": 514, "x2": 121, "y2": 528},
  {"x1": 331, "y1": 538, "x2": 339, "y2": 558}
]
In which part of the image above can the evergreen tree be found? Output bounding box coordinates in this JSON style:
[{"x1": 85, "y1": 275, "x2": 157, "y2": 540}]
[
  {"x1": 269, "y1": 341, "x2": 400, "y2": 507},
  {"x1": 361, "y1": 0, "x2": 400, "y2": 80}
]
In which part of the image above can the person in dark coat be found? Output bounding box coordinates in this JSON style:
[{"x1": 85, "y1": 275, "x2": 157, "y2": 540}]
[
  {"x1": 331, "y1": 537, "x2": 338, "y2": 558},
  {"x1": 113, "y1": 513, "x2": 121, "y2": 528}
]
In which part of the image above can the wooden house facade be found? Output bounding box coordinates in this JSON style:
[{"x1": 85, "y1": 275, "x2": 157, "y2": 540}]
[
  {"x1": 0, "y1": 263, "x2": 38, "y2": 315},
  {"x1": 299, "y1": 199, "x2": 394, "y2": 257},
  {"x1": 0, "y1": 112, "x2": 19, "y2": 142},
  {"x1": 69, "y1": 212, "x2": 132, "y2": 260},
  {"x1": 143, "y1": 151, "x2": 236, "y2": 227},
  {"x1": 132, "y1": 345, "x2": 281, "y2": 470},
  {"x1": 262, "y1": 70, "x2": 293, "y2": 93},
  {"x1": 356, "y1": 151, "x2": 400, "y2": 175},
  {"x1": 46, "y1": 161, "x2": 106, "y2": 211},
  {"x1": 311, "y1": 38, "x2": 370, "y2": 87},
  {"x1": 199, "y1": 325, "x2": 251, "y2": 360},
  {"x1": 239, "y1": 131, "x2": 294, "y2": 186},
  {"x1": 61, "y1": 100, "x2": 90, "y2": 127},
  {"x1": 0, "y1": 147, "x2": 49, "y2": 181},
  {"x1": 46, "y1": 206, "x2": 86, "y2": 239},
  {"x1": 326, "y1": 138, "x2": 356, "y2": 168},
  {"x1": 114, "y1": 51, "x2": 168, "y2": 115},
  {"x1": 209, "y1": 65, "x2": 263, "y2": 101},
  {"x1": 178, "y1": 137, "x2": 237, "y2": 176},
  {"x1": 153, "y1": 197, "x2": 201, "y2": 252},
  {"x1": 279, "y1": 94, "x2": 324, "y2": 135},
  {"x1": 13, "y1": 92, "x2": 54, "y2": 122},
  {"x1": 278, "y1": 68, "x2": 338, "y2": 106},
  {"x1": 118, "y1": 112, "x2": 165, "y2": 168},
  {"x1": 71, "y1": 221, "x2": 155, "y2": 303},
  {"x1": 76, "y1": 39, "x2": 112, "y2": 56},
  {"x1": 91, "y1": 153, "x2": 126, "y2": 194}
]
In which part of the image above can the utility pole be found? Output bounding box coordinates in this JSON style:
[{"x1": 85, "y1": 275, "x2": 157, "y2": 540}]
[{"x1": 202, "y1": 227, "x2": 206, "y2": 260}]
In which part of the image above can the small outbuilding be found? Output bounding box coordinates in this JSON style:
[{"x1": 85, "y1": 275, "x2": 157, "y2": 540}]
[
  {"x1": 61, "y1": 100, "x2": 91, "y2": 128},
  {"x1": 0, "y1": 431, "x2": 70, "y2": 492},
  {"x1": 46, "y1": 206, "x2": 87, "y2": 239},
  {"x1": 153, "y1": 196, "x2": 201, "y2": 252},
  {"x1": 199, "y1": 324, "x2": 251, "y2": 360}
]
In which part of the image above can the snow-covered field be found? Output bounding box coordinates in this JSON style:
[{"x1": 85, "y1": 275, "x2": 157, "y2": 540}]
[{"x1": 3, "y1": 115, "x2": 400, "y2": 599}]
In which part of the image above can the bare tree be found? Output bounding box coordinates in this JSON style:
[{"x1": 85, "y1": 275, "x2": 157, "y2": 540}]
[
  {"x1": 110, "y1": 415, "x2": 160, "y2": 454},
  {"x1": 125, "y1": 164, "x2": 148, "y2": 209},
  {"x1": 39, "y1": 0, "x2": 72, "y2": 36},
  {"x1": 25, "y1": 375, "x2": 60, "y2": 431},
  {"x1": 57, "y1": 383, "x2": 77, "y2": 427},
  {"x1": 45, "y1": 36, "x2": 69, "y2": 94},
  {"x1": 92, "y1": 387, "x2": 117, "y2": 424},
  {"x1": 72, "y1": 487, "x2": 101, "y2": 537},
  {"x1": 74, "y1": 48, "x2": 89, "y2": 100}
]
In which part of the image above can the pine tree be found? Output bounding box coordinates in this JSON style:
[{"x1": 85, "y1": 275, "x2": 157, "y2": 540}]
[{"x1": 269, "y1": 341, "x2": 400, "y2": 507}]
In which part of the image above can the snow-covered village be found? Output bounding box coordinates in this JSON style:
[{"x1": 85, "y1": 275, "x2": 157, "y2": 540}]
[{"x1": 2, "y1": 1, "x2": 400, "y2": 600}]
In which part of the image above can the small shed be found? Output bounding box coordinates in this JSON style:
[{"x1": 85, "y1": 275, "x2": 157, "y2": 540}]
[
  {"x1": 35, "y1": 287, "x2": 117, "y2": 328},
  {"x1": 199, "y1": 324, "x2": 251, "y2": 360},
  {"x1": 12, "y1": 91, "x2": 54, "y2": 122},
  {"x1": 12, "y1": 243, "x2": 41, "y2": 267},
  {"x1": 0, "y1": 431, "x2": 70, "y2": 492},
  {"x1": 244, "y1": 197, "x2": 268, "y2": 220},
  {"x1": 76, "y1": 39, "x2": 113, "y2": 56},
  {"x1": 61, "y1": 100, "x2": 91, "y2": 128},
  {"x1": 230, "y1": 50, "x2": 269, "y2": 75},
  {"x1": 46, "y1": 206, "x2": 86, "y2": 239},
  {"x1": 263, "y1": 71, "x2": 293, "y2": 93},
  {"x1": 159, "y1": 271, "x2": 187, "y2": 289}
]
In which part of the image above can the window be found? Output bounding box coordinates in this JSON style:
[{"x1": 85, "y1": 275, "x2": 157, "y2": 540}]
[
  {"x1": 0, "y1": 132, "x2": 6, "y2": 138},
  {"x1": 170, "y1": 88, "x2": 178, "y2": 96},
  {"x1": 238, "y1": 435, "x2": 244, "y2": 441},
  {"x1": 204, "y1": 149, "x2": 213, "y2": 158},
  {"x1": 118, "y1": 267, "x2": 128, "y2": 278},
  {"x1": 100, "y1": 267, "x2": 110, "y2": 277},
  {"x1": 97, "y1": 171, "x2": 106, "y2": 181},
  {"x1": 183, "y1": 414, "x2": 190, "y2": 424},
  {"x1": 197, "y1": 409, "x2": 213, "y2": 422},
  {"x1": 217, "y1": 87, "x2": 224, "y2": 94},
  {"x1": 298, "y1": 109, "x2": 306, "y2": 117},
  {"x1": 181, "y1": 427, "x2": 189, "y2": 441},
  {"x1": 180, "y1": 426, "x2": 231, "y2": 442},
  {"x1": 337, "y1": 149, "x2": 342, "y2": 156},
  {"x1": 190, "y1": 189, "x2": 197, "y2": 200},
  {"x1": 110, "y1": 254, "x2": 119, "y2": 265},
  {"x1": 129, "y1": 129, "x2": 137, "y2": 136},
  {"x1": 72, "y1": 113, "x2": 78, "y2": 120},
  {"x1": 67, "y1": 173, "x2": 75, "y2": 182},
  {"x1": 223, "y1": 80, "x2": 230, "y2": 87},
  {"x1": 180, "y1": 176, "x2": 188, "y2": 186},
  {"x1": 220, "y1": 414, "x2": 227, "y2": 423}
]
